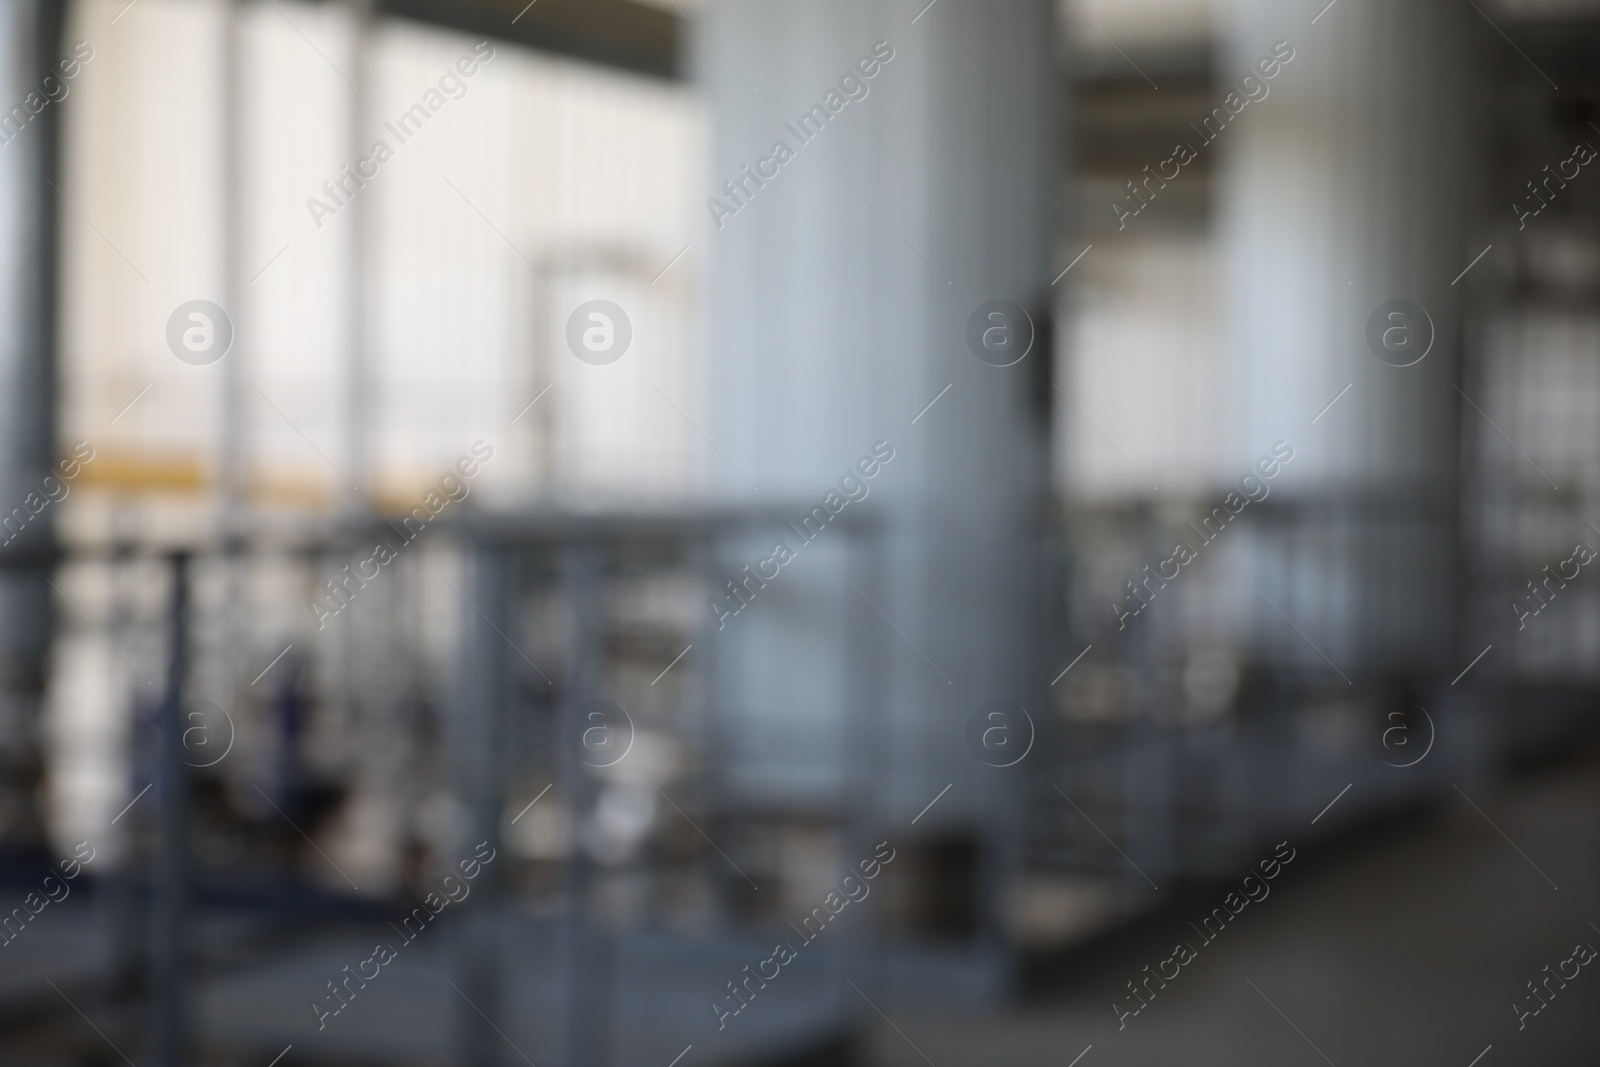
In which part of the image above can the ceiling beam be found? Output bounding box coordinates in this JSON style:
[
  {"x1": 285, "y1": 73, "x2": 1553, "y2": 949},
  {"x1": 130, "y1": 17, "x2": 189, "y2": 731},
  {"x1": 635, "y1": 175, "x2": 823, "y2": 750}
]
[{"x1": 377, "y1": 0, "x2": 680, "y2": 80}]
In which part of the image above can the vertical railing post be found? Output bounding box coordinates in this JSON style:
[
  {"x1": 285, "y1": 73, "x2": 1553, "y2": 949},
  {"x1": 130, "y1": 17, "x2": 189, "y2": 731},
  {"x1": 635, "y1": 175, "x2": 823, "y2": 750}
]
[
  {"x1": 454, "y1": 542, "x2": 508, "y2": 1067},
  {"x1": 150, "y1": 551, "x2": 190, "y2": 1067},
  {"x1": 1121, "y1": 519, "x2": 1166, "y2": 902},
  {"x1": 560, "y1": 542, "x2": 610, "y2": 1067},
  {"x1": 842, "y1": 516, "x2": 890, "y2": 1033}
]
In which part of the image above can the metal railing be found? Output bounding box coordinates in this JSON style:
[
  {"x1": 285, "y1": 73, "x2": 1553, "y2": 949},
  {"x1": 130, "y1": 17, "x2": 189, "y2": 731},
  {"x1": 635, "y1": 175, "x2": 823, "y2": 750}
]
[{"x1": 11, "y1": 506, "x2": 887, "y2": 1066}]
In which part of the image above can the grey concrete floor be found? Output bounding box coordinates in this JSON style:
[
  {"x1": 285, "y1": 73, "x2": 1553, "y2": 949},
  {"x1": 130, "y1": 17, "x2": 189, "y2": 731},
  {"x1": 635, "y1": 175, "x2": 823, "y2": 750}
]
[
  {"x1": 861, "y1": 754, "x2": 1600, "y2": 1067},
  {"x1": 1, "y1": 750, "x2": 1595, "y2": 1066}
]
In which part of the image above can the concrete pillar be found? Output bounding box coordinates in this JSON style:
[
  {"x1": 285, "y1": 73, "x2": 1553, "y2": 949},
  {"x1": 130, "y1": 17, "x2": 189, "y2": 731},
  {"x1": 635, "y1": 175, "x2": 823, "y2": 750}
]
[
  {"x1": 0, "y1": 0, "x2": 63, "y2": 852},
  {"x1": 694, "y1": 0, "x2": 1054, "y2": 880},
  {"x1": 1217, "y1": 0, "x2": 1483, "y2": 681}
]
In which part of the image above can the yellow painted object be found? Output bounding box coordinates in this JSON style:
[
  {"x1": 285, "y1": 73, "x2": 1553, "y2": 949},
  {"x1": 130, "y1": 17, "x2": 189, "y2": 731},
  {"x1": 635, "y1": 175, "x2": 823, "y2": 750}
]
[{"x1": 75, "y1": 455, "x2": 205, "y2": 493}]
